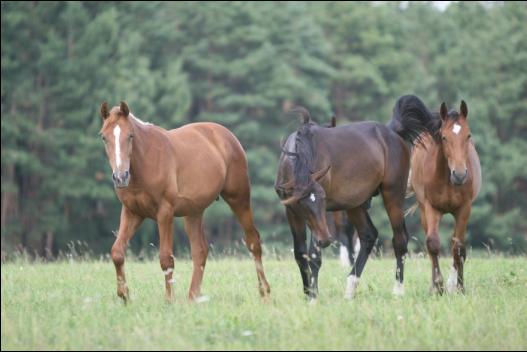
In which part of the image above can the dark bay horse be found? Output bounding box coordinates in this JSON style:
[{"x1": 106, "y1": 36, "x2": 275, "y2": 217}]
[
  {"x1": 275, "y1": 95, "x2": 436, "y2": 300},
  {"x1": 99, "y1": 101, "x2": 270, "y2": 302},
  {"x1": 409, "y1": 101, "x2": 481, "y2": 294}
]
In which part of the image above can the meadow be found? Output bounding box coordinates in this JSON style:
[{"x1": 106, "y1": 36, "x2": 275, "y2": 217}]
[{"x1": 1, "y1": 255, "x2": 526, "y2": 350}]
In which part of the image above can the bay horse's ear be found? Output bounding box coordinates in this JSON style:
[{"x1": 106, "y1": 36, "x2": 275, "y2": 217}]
[
  {"x1": 100, "y1": 102, "x2": 109, "y2": 121},
  {"x1": 311, "y1": 165, "x2": 331, "y2": 182},
  {"x1": 120, "y1": 101, "x2": 130, "y2": 117},
  {"x1": 440, "y1": 102, "x2": 448, "y2": 121},
  {"x1": 460, "y1": 100, "x2": 468, "y2": 118}
]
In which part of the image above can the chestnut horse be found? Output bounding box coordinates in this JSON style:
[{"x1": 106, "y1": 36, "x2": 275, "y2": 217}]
[
  {"x1": 409, "y1": 101, "x2": 481, "y2": 294},
  {"x1": 275, "y1": 95, "x2": 437, "y2": 300},
  {"x1": 99, "y1": 101, "x2": 270, "y2": 302}
]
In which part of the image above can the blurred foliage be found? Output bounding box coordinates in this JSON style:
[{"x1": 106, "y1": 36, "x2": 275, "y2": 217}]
[{"x1": 1, "y1": 1, "x2": 526, "y2": 258}]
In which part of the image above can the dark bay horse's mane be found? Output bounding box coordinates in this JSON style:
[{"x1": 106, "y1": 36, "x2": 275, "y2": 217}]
[{"x1": 280, "y1": 107, "x2": 320, "y2": 196}]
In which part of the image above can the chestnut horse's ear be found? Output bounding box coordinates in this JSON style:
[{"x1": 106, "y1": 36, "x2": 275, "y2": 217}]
[
  {"x1": 311, "y1": 165, "x2": 331, "y2": 182},
  {"x1": 120, "y1": 101, "x2": 130, "y2": 117},
  {"x1": 460, "y1": 100, "x2": 468, "y2": 118},
  {"x1": 100, "y1": 102, "x2": 109, "y2": 121},
  {"x1": 440, "y1": 102, "x2": 448, "y2": 121}
]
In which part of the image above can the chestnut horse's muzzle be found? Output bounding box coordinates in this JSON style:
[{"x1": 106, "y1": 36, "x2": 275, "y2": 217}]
[
  {"x1": 450, "y1": 169, "x2": 468, "y2": 186},
  {"x1": 113, "y1": 170, "x2": 130, "y2": 188}
]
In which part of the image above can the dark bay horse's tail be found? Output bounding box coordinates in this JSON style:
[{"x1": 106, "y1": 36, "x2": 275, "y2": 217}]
[{"x1": 387, "y1": 95, "x2": 438, "y2": 144}]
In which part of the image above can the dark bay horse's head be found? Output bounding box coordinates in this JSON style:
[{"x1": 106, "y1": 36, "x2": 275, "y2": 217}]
[
  {"x1": 438, "y1": 101, "x2": 472, "y2": 186},
  {"x1": 275, "y1": 109, "x2": 334, "y2": 248},
  {"x1": 276, "y1": 165, "x2": 332, "y2": 248},
  {"x1": 99, "y1": 101, "x2": 134, "y2": 188}
]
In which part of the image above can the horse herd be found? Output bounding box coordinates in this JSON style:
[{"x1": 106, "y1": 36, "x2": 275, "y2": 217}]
[{"x1": 98, "y1": 94, "x2": 480, "y2": 303}]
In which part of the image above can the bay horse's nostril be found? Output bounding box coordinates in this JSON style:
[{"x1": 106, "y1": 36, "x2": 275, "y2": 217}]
[{"x1": 112, "y1": 173, "x2": 118, "y2": 182}]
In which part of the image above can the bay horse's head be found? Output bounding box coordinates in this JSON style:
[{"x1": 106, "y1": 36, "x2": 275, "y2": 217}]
[
  {"x1": 438, "y1": 101, "x2": 472, "y2": 186},
  {"x1": 275, "y1": 108, "x2": 334, "y2": 248},
  {"x1": 99, "y1": 101, "x2": 134, "y2": 188}
]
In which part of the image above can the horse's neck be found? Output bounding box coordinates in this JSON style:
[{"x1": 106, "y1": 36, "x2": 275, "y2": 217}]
[{"x1": 129, "y1": 120, "x2": 156, "y2": 178}]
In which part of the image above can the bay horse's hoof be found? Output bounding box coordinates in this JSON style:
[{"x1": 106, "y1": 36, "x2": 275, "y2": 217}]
[{"x1": 117, "y1": 290, "x2": 129, "y2": 304}]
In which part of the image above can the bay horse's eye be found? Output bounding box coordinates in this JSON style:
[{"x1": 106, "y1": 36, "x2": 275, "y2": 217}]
[{"x1": 129, "y1": 134, "x2": 134, "y2": 140}]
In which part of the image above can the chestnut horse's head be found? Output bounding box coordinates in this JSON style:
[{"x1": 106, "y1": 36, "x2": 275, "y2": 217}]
[
  {"x1": 99, "y1": 101, "x2": 134, "y2": 188},
  {"x1": 438, "y1": 101, "x2": 472, "y2": 186}
]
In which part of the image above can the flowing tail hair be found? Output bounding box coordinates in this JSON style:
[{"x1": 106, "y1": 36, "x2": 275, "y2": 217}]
[{"x1": 387, "y1": 95, "x2": 439, "y2": 145}]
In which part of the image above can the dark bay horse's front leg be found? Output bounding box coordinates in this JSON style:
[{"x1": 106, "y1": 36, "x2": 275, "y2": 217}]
[
  {"x1": 286, "y1": 208, "x2": 312, "y2": 299},
  {"x1": 345, "y1": 207, "x2": 378, "y2": 300},
  {"x1": 448, "y1": 205, "x2": 471, "y2": 294},
  {"x1": 112, "y1": 207, "x2": 144, "y2": 302},
  {"x1": 157, "y1": 210, "x2": 175, "y2": 302},
  {"x1": 308, "y1": 234, "x2": 322, "y2": 298},
  {"x1": 184, "y1": 214, "x2": 209, "y2": 301}
]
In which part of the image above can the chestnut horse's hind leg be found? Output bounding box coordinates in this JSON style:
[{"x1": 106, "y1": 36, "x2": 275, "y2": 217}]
[
  {"x1": 222, "y1": 192, "x2": 271, "y2": 298},
  {"x1": 184, "y1": 214, "x2": 209, "y2": 301},
  {"x1": 448, "y1": 205, "x2": 471, "y2": 294},
  {"x1": 112, "y1": 207, "x2": 144, "y2": 302}
]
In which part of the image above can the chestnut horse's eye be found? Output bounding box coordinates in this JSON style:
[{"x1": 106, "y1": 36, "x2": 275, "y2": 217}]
[
  {"x1": 442, "y1": 135, "x2": 447, "y2": 141},
  {"x1": 467, "y1": 134, "x2": 472, "y2": 140},
  {"x1": 101, "y1": 135, "x2": 107, "y2": 143}
]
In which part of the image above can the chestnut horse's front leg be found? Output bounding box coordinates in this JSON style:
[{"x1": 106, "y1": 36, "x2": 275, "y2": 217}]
[
  {"x1": 112, "y1": 207, "x2": 143, "y2": 303},
  {"x1": 448, "y1": 205, "x2": 471, "y2": 294}
]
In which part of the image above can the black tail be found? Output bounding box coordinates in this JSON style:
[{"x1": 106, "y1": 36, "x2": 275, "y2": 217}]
[{"x1": 387, "y1": 95, "x2": 439, "y2": 144}]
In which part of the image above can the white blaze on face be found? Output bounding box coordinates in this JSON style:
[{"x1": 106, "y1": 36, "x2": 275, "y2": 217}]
[
  {"x1": 310, "y1": 193, "x2": 316, "y2": 202},
  {"x1": 113, "y1": 125, "x2": 122, "y2": 169},
  {"x1": 452, "y1": 123, "x2": 462, "y2": 135}
]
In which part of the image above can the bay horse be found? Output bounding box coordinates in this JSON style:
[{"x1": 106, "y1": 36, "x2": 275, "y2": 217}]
[
  {"x1": 409, "y1": 100, "x2": 481, "y2": 294},
  {"x1": 275, "y1": 95, "x2": 437, "y2": 300},
  {"x1": 99, "y1": 101, "x2": 270, "y2": 302}
]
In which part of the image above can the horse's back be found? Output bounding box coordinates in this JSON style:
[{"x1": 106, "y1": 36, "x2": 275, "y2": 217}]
[{"x1": 168, "y1": 122, "x2": 247, "y2": 167}]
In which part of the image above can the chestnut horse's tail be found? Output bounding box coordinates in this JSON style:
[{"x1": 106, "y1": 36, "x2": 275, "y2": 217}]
[{"x1": 387, "y1": 95, "x2": 438, "y2": 145}]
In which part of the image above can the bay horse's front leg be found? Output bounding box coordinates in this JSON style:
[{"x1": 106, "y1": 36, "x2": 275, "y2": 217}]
[
  {"x1": 157, "y1": 211, "x2": 175, "y2": 302},
  {"x1": 184, "y1": 214, "x2": 209, "y2": 301},
  {"x1": 423, "y1": 203, "x2": 444, "y2": 294},
  {"x1": 448, "y1": 205, "x2": 471, "y2": 294},
  {"x1": 112, "y1": 207, "x2": 144, "y2": 303}
]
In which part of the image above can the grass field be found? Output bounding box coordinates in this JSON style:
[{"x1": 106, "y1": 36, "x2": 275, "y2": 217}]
[{"x1": 1, "y1": 255, "x2": 526, "y2": 350}]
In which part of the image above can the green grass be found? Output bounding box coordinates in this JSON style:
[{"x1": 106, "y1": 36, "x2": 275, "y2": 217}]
[{"x1": 2, "y1": 256, "x2": 526, "y2": 350}]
